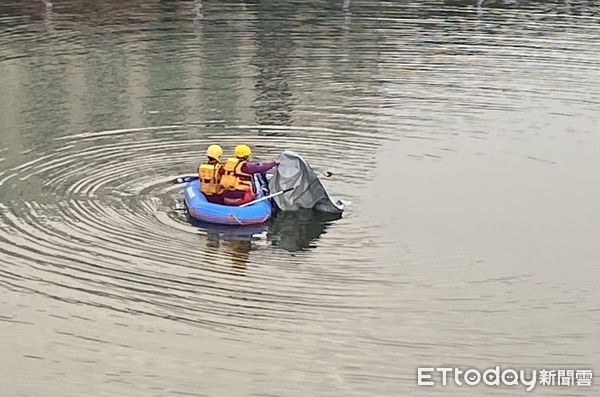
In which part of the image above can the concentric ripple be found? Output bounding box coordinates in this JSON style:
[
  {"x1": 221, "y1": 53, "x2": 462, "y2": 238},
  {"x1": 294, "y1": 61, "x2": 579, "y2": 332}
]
[{"x1": 0, "y1": 122, "x2": 387, "y2": 332}]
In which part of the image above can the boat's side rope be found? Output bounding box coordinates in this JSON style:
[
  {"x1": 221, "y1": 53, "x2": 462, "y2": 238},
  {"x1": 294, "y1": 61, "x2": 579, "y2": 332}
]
[{"x1": 229, "y1": 213, "x2": 244, "y2": 225}]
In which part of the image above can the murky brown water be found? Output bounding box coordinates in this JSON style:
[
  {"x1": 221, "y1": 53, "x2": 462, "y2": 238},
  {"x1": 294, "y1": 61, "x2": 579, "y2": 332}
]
[{"x1": 1, "y1": 0, "x2": 599, "y2": 395}]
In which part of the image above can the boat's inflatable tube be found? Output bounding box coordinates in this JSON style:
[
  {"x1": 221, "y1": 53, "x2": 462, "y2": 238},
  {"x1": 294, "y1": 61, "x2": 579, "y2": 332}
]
[{"x1": 184, "y1": 176, "x2": 271, "y2": 225}]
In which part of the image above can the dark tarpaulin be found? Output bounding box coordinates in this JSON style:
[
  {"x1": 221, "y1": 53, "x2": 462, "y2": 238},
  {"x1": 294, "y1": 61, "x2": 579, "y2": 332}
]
[{"x1": 268, "y1": 151, "x2": 345, "y2": 214}]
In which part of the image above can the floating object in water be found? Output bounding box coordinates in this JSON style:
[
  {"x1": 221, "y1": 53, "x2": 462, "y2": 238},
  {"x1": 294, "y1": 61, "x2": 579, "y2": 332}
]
[{"x1": 270, "y1": 151, "x2": 344, "y2": 213}]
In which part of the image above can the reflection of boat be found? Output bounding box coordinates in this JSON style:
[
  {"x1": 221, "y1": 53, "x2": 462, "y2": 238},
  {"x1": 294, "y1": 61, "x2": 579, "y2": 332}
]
[
  {"x1": 188, "y1": 217, "x2": 270, "y2": 241},
  {"x1": 183, "y1": 176, "x2": 271, "y2": 226},
  {"x1": 267, "y1": 208, "x2": 341, "y2": 252},
  {"x1": 189, "y1": 220, "x2": 267, "y2": 274},
  {"x1": 187, "y1": 208, "x2": 338, "y2": 253}
]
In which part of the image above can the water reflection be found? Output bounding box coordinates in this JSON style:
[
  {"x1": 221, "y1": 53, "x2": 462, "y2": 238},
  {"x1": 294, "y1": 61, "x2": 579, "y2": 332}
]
[
  {"x1": 196, "y1": 220, "x2": 266, "y2": 272},
  {"x1": 224, "y1": 239, "x2": 252, "y2": 272},
  {"x1": 205, "y1": 229, "x2": 254, "y2": 272},
  {"x1": 43, "y1": 0, "x2": 54, "y2": 32},
  {"x1": 192, "y1": 220, "x2": 268, "y2": 243},
  {"x1": 194, "y1": 0, "x2": 203, "y2": 22},
  {"x1": 252, "y1": 0, "x2": 296, "y2": 125},
  {"x1": 268, "y1": 208, "x2": 341, "y2": 252},
  {"x1": 191, "y1": 207, "x2": 340, "y2": 254},
  {"x1": 343, "y1": 0, "x2": 352, "y2": 29}
]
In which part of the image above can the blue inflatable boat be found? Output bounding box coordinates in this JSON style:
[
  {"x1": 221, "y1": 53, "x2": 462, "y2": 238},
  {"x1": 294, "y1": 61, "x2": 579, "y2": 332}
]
[{"x1": 183, "y1": 176, "x2": 272, "y2": 226}]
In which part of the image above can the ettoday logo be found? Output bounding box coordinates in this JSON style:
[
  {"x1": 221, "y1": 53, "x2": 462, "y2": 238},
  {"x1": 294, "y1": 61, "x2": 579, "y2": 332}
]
[{"x1": 417, "y1": 367, "x2": 593, "y2": 392}]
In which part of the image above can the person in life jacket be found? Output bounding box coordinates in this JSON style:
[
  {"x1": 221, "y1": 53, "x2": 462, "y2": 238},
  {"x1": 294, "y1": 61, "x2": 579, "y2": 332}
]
[
  {"x1": 198, "y1": 144, "x2": 224, "y2": 204},
  {"x1": 221, "y1": 144, "x2": 279, "y2": 206}
]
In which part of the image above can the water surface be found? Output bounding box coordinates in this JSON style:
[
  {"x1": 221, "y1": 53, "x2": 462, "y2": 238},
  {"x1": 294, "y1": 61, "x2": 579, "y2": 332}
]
[{"x1": 1, "y1": 0, "x2": 599, "y2": 395}]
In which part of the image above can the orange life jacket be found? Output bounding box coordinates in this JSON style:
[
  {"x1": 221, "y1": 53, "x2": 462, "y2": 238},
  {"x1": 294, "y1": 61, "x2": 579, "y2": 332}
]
[
  {"x1": 220, "y1": 158, "x2": 254, "y2": 193},
  {"x1": 198, "y1": 162, "x2": 223, "y2": 195}
]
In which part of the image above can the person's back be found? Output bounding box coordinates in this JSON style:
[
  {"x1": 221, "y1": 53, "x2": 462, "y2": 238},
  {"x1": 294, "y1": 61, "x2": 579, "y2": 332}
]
[
  {"x1": 198, "y1": 144, "x2": 224, "y2": 204},
  {"x1": 221, "y1": 144, "x2": 278, "y2": 206}
]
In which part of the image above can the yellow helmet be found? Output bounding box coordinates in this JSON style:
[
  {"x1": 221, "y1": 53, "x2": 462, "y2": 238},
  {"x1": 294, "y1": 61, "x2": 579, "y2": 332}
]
[
  {"x1": 234, "y1": 144, "x2": 252, "y2": 158},
  {"x1": 206, "y1": 144, "x2": 223, "y2": 161}
]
